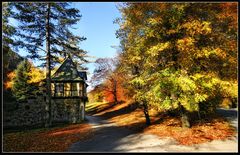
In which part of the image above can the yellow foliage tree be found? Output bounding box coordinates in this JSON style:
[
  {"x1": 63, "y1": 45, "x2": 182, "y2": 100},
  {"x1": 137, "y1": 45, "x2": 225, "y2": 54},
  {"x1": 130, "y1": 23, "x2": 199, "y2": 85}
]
[
  {"x1": 27, "y1": 66, "x2": 45, "y2": 84},
  {"x1": 116, "y1": 2, "x2": 237, "y2": 127}
]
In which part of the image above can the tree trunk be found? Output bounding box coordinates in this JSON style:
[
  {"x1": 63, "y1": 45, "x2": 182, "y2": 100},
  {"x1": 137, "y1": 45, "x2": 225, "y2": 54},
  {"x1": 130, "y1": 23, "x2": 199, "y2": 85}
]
[
  {"x1": 180, "y1": 105, "x2": 190, "y2": 128},
  {"x1": 113, "y1": 79, "x2": 118, "y2": 104},
  {"x1": 143, "y1": 101, "x2": 151, "y2": 125},
  {"x1": 45, "y1": 3, "x2": 52, "y2": 127}
]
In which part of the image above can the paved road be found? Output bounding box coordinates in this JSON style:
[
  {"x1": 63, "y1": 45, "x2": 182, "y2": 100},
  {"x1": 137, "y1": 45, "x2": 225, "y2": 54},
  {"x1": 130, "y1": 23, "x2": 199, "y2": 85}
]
[
  {"x1": 216, "y1": 108, "x2": 238, "y2": 130},
  {"x1": 216, "y1": 108, "x2": 238, "y2": 140},
  {"x1": 68, "y1": 114, "x2": 238, "y2": 152}
]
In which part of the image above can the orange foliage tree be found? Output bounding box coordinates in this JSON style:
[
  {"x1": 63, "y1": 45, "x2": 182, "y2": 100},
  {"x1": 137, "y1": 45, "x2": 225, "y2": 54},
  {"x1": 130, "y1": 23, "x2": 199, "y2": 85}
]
[
  {"x1": 90, "y1": 57, "x2": 131, "y2": 104},
  {"x1": 102, "y1": 72, "x2": 128, "y2": 103}
]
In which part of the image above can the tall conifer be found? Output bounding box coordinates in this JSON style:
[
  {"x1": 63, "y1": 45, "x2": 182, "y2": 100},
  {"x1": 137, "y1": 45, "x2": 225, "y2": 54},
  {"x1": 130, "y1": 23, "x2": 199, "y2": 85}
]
[
  {"x1": 12, "y1": 59, "x2": 37, "y2": 102},
  {"x1": 12, "y1": 2, "x2": 87, "y2": 127}
]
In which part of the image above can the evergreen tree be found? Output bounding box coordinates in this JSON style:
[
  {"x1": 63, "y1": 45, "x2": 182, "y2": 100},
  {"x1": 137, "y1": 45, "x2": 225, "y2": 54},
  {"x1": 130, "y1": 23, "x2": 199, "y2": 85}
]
[
  {"x1": 3, "y1": 2, "x2": 24, "y2": 103},
  {"x1": 11, "y1": 2, "x2": 88, "y2": 127},
  {"x1": 12, "y1": 59, "x2": 38, "y2": 102},
  {"x1": 2, "y1": 2, "x2": 16, "y2": 47}
]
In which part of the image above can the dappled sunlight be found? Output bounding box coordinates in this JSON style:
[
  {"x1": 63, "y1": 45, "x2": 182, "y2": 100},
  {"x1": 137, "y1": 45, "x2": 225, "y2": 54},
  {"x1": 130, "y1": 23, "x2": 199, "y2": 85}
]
[
  {"x1": 96, "y1": 101, "x2": 133, "y2": 116},
  {"x1": 86, "y1": 102, "x2": 111, "y2": 114},
  {"x1": 144, "y1": 116, "x2": 235, "y2": 145},
  {"x1": 88, "y1": 100, "x2": 236, "y2": 146},
  {"x1": 3, "y1": 123, "x2": 94, "y2": 152},
  {"x1": 110, "y1": 109, "x2": 145, "y2": 126},
  {"x1": 48, "y1": 124, "x2": 90, "y2": 136}
]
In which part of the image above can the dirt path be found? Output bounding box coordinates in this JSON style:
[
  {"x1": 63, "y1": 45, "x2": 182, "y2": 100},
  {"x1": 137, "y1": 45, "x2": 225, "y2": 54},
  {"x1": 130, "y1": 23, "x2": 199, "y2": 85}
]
[{"x1": 68, "y1": 114, "x2": 238, "y2": 152}]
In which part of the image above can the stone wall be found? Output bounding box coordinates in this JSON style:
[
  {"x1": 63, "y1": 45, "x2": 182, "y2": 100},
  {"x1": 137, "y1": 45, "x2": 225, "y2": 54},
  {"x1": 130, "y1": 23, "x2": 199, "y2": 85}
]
[
  {"x1": 3, "y1": 95, "x2": 85, "y2": 129},
  {"x1": 4, "y1": 96, "x2": 46, "y2": 128},
  {"x1": 52, "y1": 98, "x2": 85, "y2": 123}
]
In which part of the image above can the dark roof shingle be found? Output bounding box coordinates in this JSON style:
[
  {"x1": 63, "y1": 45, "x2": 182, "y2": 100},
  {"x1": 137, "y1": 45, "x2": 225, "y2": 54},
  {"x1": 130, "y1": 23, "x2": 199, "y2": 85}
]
[{"x1": 51, "y1": 56, "x2": 87, "y2": 82}]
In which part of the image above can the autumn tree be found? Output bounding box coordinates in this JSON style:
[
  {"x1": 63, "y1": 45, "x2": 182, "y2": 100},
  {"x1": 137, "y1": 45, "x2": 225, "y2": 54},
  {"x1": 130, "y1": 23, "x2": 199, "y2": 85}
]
[
  {"x1": 11, "y1": 2, "x2": 88, "y2": 127},
  {"x1": 88, "y1": 84, "x2": 105, "y2": 103},
  {"x1": 2, "y1": 21, "x2": 23, "y2": 103},
  {"x1": 3, "y1": 2, "x2": 23, "y2": 102},
  {"x1": 116, "y1": 3, "x2": 237, "y2": 127},
  {"x1": 91, "y1": 57, "x2": 120, "y2": 104},
  {"x1": 90, "y1": 55, "x2": 132, "y2": 103},
  {"x1": 3, "y1": 47, "x2": 24, "y2": 100}
]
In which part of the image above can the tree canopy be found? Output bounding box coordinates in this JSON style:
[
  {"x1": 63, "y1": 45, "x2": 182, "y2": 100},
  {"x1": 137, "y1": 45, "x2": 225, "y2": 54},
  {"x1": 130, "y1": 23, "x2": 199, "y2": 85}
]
[
  {"x1": 12, "y1": 2, "x2": 88, "y2": 67},
  {"x1": 115, "y1": 2, "x2": 237, "y2": 127}
]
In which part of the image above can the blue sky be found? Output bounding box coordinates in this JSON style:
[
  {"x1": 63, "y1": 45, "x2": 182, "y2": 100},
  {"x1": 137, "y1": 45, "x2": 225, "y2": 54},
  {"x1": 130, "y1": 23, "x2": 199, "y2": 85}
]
[
  {"x1": 12, "y1": 2, "x2": 122, "y2": 87},
  {"x1": 70, "y1": 2, "x2": 121, "y2": 79}
]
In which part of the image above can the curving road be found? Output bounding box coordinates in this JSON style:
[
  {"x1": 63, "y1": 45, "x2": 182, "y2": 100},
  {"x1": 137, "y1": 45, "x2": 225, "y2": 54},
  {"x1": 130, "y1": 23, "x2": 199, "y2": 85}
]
[{"x1": 67, "y1": 113, "x2": 238, "y2": 152}]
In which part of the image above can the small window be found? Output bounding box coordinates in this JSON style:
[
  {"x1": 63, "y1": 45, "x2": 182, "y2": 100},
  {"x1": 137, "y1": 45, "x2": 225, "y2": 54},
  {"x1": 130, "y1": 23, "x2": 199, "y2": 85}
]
[
  {"x1": 64, "y1": 83, "x2": 71, "y2": 97},
  {"x1": 72, "y1": 83, "x2": 78, "y2": 96},
  {"x1": 51, "y1": 83, "x2": 55, "y2": 96},
  {"x1": 55, "y1": 83, "x2": 64, "y2": 97},
  {"x1": 79, "y1": 83, "x2": 83, "y2": 96},
  {"x1": 83, "y1": 83, "x2": 86, "y2": 96}
]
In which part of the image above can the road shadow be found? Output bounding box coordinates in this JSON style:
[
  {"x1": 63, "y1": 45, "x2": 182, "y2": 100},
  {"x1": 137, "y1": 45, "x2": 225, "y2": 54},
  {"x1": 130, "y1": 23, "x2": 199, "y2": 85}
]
[
  {"x1": 86, "y1": 101, "x2": 172, "y2": 133},
  {"x1": 216, "y1": 108, "x2": 238, "y2": 132},
  {"x1": 68, "y1": 115, "x2": 137, "y2": 152},
  {"x1": 216, "y1": 108, "x2": 238, "y2": 121},
  {"x1": 68, "y1": 115, "x2": 174, "y2": 152},
  {"x1": 69, "y1": 105, "x2": 239, "y2": 152}
]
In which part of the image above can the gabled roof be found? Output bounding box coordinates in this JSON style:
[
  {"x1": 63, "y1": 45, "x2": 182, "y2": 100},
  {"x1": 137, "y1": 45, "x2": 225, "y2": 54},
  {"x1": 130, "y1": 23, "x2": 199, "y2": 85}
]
[{"x1": 51, "y1": 56, "x2": 87, "y2": 82}]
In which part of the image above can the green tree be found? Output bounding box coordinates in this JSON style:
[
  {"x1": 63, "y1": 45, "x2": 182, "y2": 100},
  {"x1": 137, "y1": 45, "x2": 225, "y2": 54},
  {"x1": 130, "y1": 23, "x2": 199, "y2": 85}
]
[
  {"x1": 116, "y1": 3, "x2": 237, "y2": 127},
  {"x1": 3, "y1": 2, "x2": 24, "y2": 106},
  {"x1": 3, "y1": 2, "x2": 23, "y2": 102},
  {"x1": 12, "y1": 59, "x2": 39, "y2": 102},
  {"x1": 11, "y1": 2, "x2": 88, "y2": 127},
  {"x1": 2, "y1": 2, "x2": 16, "y2": 47},
  {"x1": 2, "y1": 2, "x2": 21, "y2": 91},
  {"x1": 3, "y1": 47, "x2": 24, "y2": 103}
]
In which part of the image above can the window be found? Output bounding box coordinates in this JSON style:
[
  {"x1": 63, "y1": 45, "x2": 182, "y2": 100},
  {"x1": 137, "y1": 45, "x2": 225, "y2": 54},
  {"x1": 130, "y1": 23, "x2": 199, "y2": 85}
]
[
  {"x1": 72, "y1": 83, "x2": 78, "y2": 96},
  {"x1": 79, "y1": 83, "x2": 83, "y2": 96},
  {"x1": 52, "y1": 82, "x2": 85, "y2": 97},
  {"x1": 51, "y1": 83, "x2": 55, "y2": 96},
  {"x1": 83, "y1": 83, "x2": 86, "y2": 96},
  {"x1": 55, "y1": 83, "x2": 64, "y2": 97},
  {"x1": 64, "y1": 83, "x2": 71, "y2": 97}
]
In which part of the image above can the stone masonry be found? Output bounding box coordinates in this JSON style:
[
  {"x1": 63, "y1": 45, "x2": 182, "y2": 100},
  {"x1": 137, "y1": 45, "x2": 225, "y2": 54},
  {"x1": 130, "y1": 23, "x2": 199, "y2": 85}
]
[{"x1": 3, "y1": 94, "x2": 85, "y2": 128}]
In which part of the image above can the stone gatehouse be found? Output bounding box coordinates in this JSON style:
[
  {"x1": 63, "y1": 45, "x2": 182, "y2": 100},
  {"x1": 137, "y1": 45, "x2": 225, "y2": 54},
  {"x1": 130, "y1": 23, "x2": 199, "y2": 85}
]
[{"x1": 3, "y1": 56, "x2": 88, "y2": 128}]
